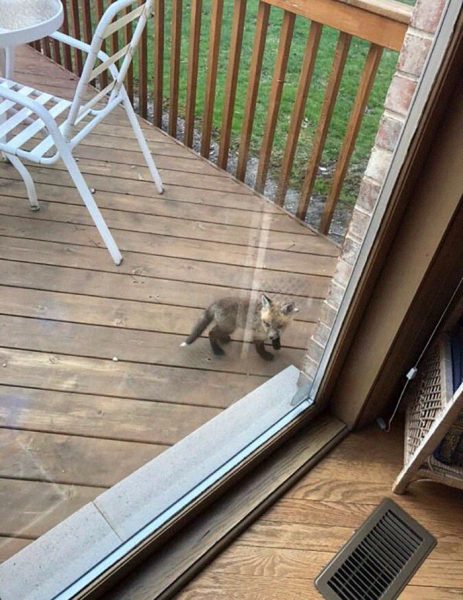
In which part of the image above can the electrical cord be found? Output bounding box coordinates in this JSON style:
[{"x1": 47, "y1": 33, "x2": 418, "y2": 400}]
[{"x1": 377, "y1": 275, "x2": 463, "y2": 432}]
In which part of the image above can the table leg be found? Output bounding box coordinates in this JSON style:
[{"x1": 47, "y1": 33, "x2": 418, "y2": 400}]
[
  {"x1": 0, "y1": 48, "x2": 6, "y2": 77},
  {"x1": 0, "y1": 50, "x2": 6, "y2": 159},
  {"x1": 0, "y1": 46, "x2": 15, "y2": 78},
  {"x1": 0, "y1": 46, "x2": 15, "y2": 162},
  {"x1": 5, "y1": 47, "x2": 15, "y2": 79}
]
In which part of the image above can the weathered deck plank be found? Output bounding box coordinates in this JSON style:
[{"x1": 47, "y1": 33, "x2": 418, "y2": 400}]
[
  {"x1": 0, "y1": 260, "x2": 325, "y2": 314},
  {"x1": 0, "y1": 46, "x2": 339, "y2": 561},
  {"x1": 0, "y1": 286, "x2": 315, "y2": 348},
  {"x1": 0, "y1": 196, "x2": 338, "y2": 262},
  {"x1": 0, "y1": 178, "x2": 305, "y2": 233},
  {"x1": 0, "y1": 235, "x2": 329, "y2": 296},
  {"x1": 0, "y1": 348, "x2": 264, "y2": 408}
]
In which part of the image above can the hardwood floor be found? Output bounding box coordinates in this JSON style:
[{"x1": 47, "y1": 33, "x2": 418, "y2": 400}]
[
  {"x1": 0, "y1": 47, "x2": 338, "y2": 561},
  {"x1": 176, "y1": 422, "x2": 463, "y2": 599}
]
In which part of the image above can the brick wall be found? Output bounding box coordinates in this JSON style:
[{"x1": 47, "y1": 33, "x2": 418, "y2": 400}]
[{"x1": 303, "y1": 0, "x2": 448, "y2": 382}]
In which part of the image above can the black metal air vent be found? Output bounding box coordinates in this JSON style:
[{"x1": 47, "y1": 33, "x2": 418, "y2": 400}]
[{"x1": 315, "y1": 498, "x2": 436, "y2": 600}]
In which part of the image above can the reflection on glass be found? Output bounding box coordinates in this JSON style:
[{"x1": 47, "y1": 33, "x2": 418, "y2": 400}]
[{"x1": 0, "y1": 0, "x2": 399, "y2": 581}]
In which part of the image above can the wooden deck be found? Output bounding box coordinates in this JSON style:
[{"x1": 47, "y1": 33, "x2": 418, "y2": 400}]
[
  {"x1": 0, "y1": 47, "x2": 338, "y2": 561},
  {"x1": 177, "y1": 422, "x2": 463, "y2": 600}
]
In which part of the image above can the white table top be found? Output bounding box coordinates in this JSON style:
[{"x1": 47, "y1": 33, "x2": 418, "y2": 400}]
[{"x1": 0, "y1": 0, "x2": 63, "y2": 48}]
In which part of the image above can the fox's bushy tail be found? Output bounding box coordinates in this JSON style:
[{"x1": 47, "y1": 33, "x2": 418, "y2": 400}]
[{"x1": 181, "y1": 309, "x2": 214, "y2": 346}]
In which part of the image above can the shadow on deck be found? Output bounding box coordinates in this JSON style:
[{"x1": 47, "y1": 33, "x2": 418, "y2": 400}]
[{"x1": 0, "y1": 47, "x2": 338, "y2": 561}]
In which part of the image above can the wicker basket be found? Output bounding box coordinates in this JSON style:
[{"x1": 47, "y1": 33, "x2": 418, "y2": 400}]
[
  {"x1": 427, "y1": 454, "x2": 463, "y2": 482},
  {"x1": 394, "y1": 334, "x2": 463, "y2": 493},
  {"x1": 404, "y1": 337, "x2": 453, "y2": 463}
]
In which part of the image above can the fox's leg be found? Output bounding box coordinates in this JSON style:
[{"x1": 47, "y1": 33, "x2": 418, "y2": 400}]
[
  {"x1": 209, "y1": 326, "x2": 227, "y2": 356},
  {"x1": 254, "y1": 341, "x2": 274, "y2": 361}
]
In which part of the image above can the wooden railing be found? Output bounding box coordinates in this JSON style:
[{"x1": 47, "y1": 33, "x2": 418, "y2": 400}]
[{"x1": 39, "y1": 0, "x2": 412, "y2": 237}]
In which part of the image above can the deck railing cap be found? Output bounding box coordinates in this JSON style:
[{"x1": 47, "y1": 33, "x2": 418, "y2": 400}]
[{"x1": 340, "y1": 0, "x2": 413, "y2": 25}]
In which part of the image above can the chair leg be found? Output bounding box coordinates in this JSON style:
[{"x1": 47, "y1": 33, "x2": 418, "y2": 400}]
[
  {"x1": 8, "y1": 155, "x2": 40, "y2": 211},
  {"x1": 122, "y1": 95, "x2": 164, "y2": 194},
  {"x1": 59, "y1": 147, "x2": 123, "y2": 266}
]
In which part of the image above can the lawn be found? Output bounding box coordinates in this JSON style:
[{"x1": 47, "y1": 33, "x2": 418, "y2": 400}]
[{"x1": 146, "y1": 0, "x2": 414, "y2": 210}]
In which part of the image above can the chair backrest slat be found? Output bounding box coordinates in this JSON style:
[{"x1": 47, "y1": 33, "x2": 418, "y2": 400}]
[
  {"x1": 79, "y1": 81, "x2": 120, "y2": 117},
  {"x1": 64, "y1": 0, "x2": 152, "y2": 135},
  {"x1": 89, "y1": 43, "x2": 131, "y2": 82},
  {"x1": 103, "y1": 5, "x2": 146, "y2": 39}
]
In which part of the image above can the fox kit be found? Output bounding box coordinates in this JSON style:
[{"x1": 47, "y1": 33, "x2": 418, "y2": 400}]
[{"x1": 181, "y1": 294, "x2": 298, "y2": 361}]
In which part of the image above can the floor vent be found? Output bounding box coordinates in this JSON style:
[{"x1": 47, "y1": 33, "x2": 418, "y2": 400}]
[{"x1": 315, "y1": 498, "x2": 436, "y2": 600}]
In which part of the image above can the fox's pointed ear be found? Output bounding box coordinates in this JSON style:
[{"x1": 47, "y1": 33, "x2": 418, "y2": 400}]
[
  {"x1": 282, "y1": 302, "x2": 299, "y2": 315},
  {"x1": 261, "y1": 294, "x2": 272, "y2": 309}
]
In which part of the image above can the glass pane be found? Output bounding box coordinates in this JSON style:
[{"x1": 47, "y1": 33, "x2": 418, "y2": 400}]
[{"x1": 0, "y1": 0, "x2": 411, "y2": 592}]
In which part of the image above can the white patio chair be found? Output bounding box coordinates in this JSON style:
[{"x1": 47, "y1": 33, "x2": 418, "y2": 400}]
[{"x1": 0, "y1": 0, "x2": 163, "y2": 265}]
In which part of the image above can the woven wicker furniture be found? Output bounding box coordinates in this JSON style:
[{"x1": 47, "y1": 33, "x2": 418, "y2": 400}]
[{"x1": 393, "y1": 334, "x2": 463, "y2": 493}]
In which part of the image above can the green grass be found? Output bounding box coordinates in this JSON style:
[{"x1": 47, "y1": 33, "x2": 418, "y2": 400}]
[{"x1": 143, "y1": 0, "x2": 414, "y2": 207}]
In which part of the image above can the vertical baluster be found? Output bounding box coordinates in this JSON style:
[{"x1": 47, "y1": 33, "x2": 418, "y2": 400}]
[
  {"x1": 41, "y1": 37, "x2": 52, "y2": 59},
  {"x1": 255, "y1": 11, "x2": 295, "y2": 194},
  {"x1": 184, "y1": 0, "x2": 203, "y2": 148},
  {"x1": 201, "y1": 0, "x2": 224, "y2": 158},
  {"x1": 138, "y1": 24, "x2": 148, "y2": 118},
  {"x1": 169, "y1": 0, "x2": 183, "y2": 138},
  {"x1": 82, "y1": 1, "x2": 94, "y2": 85},
  {"x1": 236, "y1": 1, "x2": 270, "y2": 181},
  {"x1": 217, "y1": 0, "x2": 247, "y2": 170},
  {"x1": 125, "y1": 6, "x2": 134, "y2": 103},
  {"x1": 276, "y1": 21, "x2": 322, "y2": 206},
  {"x1": 297, "y1": 31, "x2": 351, "y2": 221},
  {"x1": 153, "y1": 0, "x2": 165, "y2": 127},
  {"x1": 110, "y1": 0, "x2": 120, "y2": 57},
  {"x1": 51, "y1": 32, "x2": 62, "y2": 65},
  {"x1": 320, "y1": 44, "x2": 383, "y2": 234},
  {"x1": 82, "y1": 1, "x2": 93, "y2": 46},
  {"x1": 61, "y1": 0, "x2": 73, "y2": 71},
  {"x1": 70, "y1": 0, "x2": 84, "y2": 74},
  {"x1": 96, "y1": 0, "x2": 109, "y2": 88}
]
